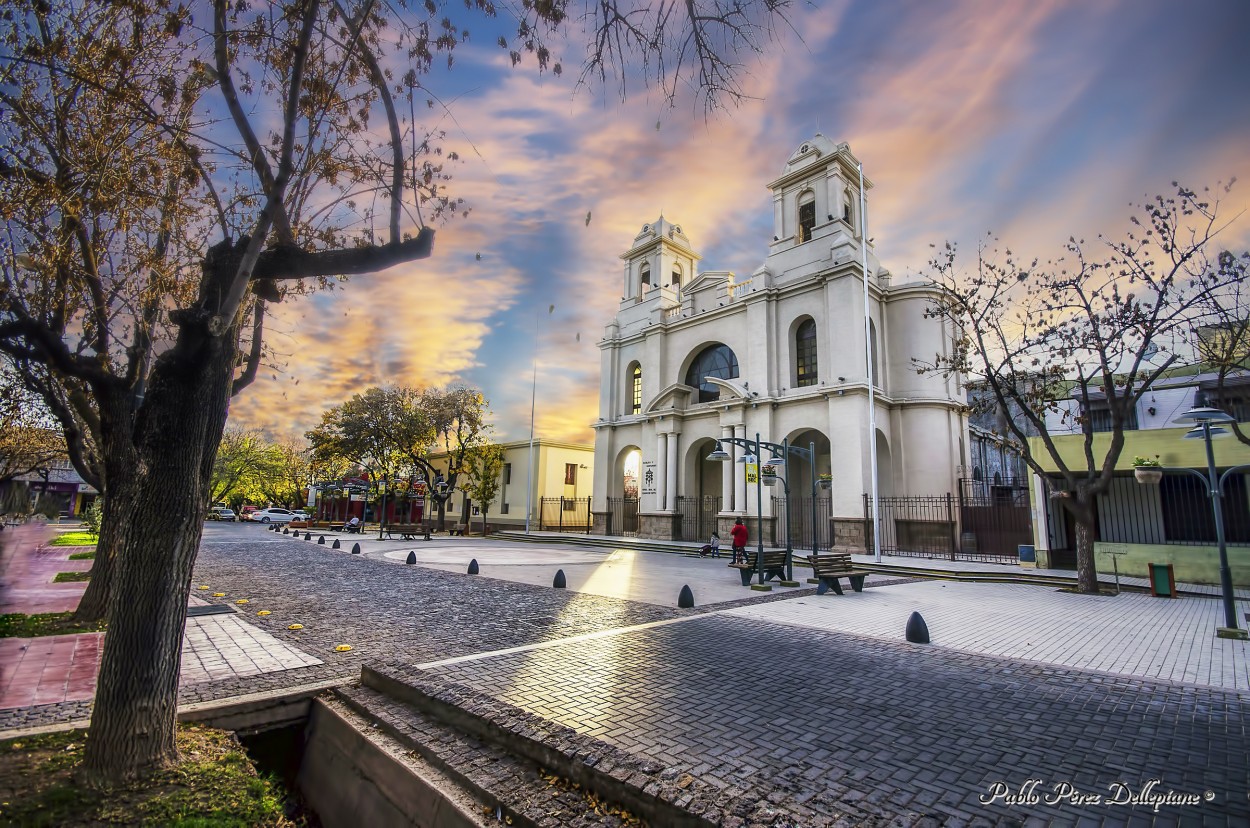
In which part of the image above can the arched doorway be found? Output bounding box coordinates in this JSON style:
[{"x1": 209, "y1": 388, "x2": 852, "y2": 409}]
[
  {"x1": 608, "y1": 446, "x2": 641, "y2": 536},
  {"x1": 678, "y1": 437, "x2": 724, "y2": 541},
  {"x1": 775, "y1": 429, "x2": 833, "y2": 551}
]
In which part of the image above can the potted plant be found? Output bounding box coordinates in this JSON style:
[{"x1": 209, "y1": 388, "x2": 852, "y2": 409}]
[
  {"x1": 761, "y1": 465, "x2": 779, "y2": 486},
  {"x1": 1133, "y1": 455, "x2": 1163, "y2": 484},
  {"x1": 817, "y1": 473, "x2": 833, "y2": 490}
]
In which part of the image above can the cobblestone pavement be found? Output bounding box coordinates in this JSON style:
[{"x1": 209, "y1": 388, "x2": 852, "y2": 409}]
[{"x1": 3, "y1": 526, "x2": 1247, "y2": 825}]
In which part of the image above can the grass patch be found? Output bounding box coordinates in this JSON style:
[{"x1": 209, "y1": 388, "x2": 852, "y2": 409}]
[
  {"x1": 48, "y1": 532, "x2": 98, "y2": 547},
  {"x1": 0, "y1": 725, "x2": 303, "y2": 827},
  {"x1": 53, "y1": 571, "x2": 91, "y2": 583},
  {"x1": 68, "y1": 550, "x2": 95, "y2": 560},
  {"x1": 0, "y1": 612, "x2": 106, "y2": 638}
]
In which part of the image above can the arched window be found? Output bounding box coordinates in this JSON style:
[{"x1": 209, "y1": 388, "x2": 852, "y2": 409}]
[
  {"x1": 671, "y1": 264, "x2": 682, "y2": 290},
  {"x1": 640, "y1": 264, "x2": 651, "y2": 292},
  {"x1": 795, "y1": 319, "x2": 818, "y2": 387},
  {"x1": 685, "y1": 344, "x2": 739, "y2": 403},
  {"x1": 842, "y1": 189, "x2": 853, "y2": 224},
  {"x1": 629, "y1": 363, "x2": 642, "y2": 414},
  {"x1": 797, "y1": 191, "x2": 816, "y2": 244}
]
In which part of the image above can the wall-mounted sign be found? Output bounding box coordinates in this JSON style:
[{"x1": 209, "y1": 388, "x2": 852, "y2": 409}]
[
  {"x1": 641, "y1": 461, "x2": 657, "y2": 496},
  {"x1": 746, "y1": 463, "x2": 758, "y2": 485}
]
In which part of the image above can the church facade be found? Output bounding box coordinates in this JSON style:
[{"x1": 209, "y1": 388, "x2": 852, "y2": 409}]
[{"x1": 589, "y1": 136, "x2": 968, "y2": 546}]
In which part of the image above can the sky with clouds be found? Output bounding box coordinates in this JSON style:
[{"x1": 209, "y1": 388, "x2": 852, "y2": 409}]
[{"x1": 225, "y1": 0, "x2": 1250, "y2": 446}]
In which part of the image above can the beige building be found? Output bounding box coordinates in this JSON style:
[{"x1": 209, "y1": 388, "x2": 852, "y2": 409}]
[
  {"x1": 591, "y1": 136, "x2": 968, "y2": 544},
  {"x1": 430, "y1": 439, "x2": 594, "y2": 532}
]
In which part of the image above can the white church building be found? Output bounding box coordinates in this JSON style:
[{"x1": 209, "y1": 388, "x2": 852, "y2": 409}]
[{"x1": 589, "y1": 136, "x2": 969, "y2": 548}]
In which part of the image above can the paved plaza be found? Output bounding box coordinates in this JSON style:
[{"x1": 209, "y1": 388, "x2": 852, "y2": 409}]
[{"x1": 2, "y1": 521, "x2": 1247, "y2": 824}]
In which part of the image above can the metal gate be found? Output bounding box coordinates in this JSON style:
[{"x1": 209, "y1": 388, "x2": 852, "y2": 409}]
[
  {"x1": 676, "y1": 495, "x2": 721, "y2": 541},
  {"x1": 771, "y1": 495, "x2": 833, "y2": 551},
  {"x1": 606, "y1": 497, "x2": 639, "y2": 536},
  {"x1": 539, "y1": 497, "x2": 591, "y2": 533},
  {"x1": 958, "y1": 478, "x2": 1032, "y2": 559}
]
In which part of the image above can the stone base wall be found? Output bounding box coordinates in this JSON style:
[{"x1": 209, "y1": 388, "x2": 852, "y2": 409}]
[
  {"x1": 591, "y1": 511, "x2": 610, "y2": 536},
  {"x1": 832, "y1": 518, "x2": 867, "y2": 551},
  {"x1": 717, "y1": 515, "x2": 776, "y2": 548},
  {"x1": 638, "y1": 512, "x2": 682, "y2": 540}
]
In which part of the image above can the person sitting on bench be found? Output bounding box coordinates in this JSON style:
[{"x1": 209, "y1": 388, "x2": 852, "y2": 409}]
[{"x1": 344, "y1": 516, "x2": 361, "y2": 533}]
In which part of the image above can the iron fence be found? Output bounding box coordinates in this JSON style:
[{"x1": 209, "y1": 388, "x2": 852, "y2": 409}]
[
  {"x1": 1096, "y1": 471, "x2": 1250, "y2": 546},
  {"x1": 539, "y1": 497, "x2": 592, "y2": 533},
  {"x1": 676, "y1": 495, "x2": 721, "y2": 542},
  {"x1": 605, "y1": 497, "x2": 639, "y2": 537},
  {"x1": 770, "y1": 495, "x2": 833, "y2": 551},
  {"x1": 865, "y1": 493, "x2": 958, "y2": 559}
]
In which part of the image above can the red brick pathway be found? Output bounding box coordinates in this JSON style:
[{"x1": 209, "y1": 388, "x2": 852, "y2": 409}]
[
  {"x1": 0, "y1": 633, "x2": 102, "y2": 709},
  {"x1": 0, "y1": 523, "x2": 97, "y2": 709}
]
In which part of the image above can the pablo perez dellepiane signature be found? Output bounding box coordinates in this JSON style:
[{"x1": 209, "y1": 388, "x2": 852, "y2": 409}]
[{"x1": 980, "y1": 779, "x2": 1217, "y2": 813}]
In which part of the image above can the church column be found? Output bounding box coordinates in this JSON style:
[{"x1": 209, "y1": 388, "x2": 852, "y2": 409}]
[
  {"x1": 721, "y1": 425, "x2": 734, "y2": 511},
  {"x1": 656, "y1": 432, "x2": 668, "y2": 511},
  {"x1": 666, "y1": 432, "x2": 679, "y2": 512},
  {"x1": 734, "y1": 424, "x2": 747, "y2": 514}
]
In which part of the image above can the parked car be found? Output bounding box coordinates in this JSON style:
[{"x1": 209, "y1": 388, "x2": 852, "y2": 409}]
[
  {"x1": 250, "y1": 507, "x2": 297, "y2": 524},
  {"x1": 239, "y1": 505, "x2": 259, "y2": 521},
  {"x1": 291, "y1": 510, "x2": 309, "y2": 521},
  {"x1": 208, "y1": 507, "x2": 237, "y2": 522}
]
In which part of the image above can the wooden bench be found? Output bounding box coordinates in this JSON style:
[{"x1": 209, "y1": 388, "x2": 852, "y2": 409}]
[
  {"x1": 729, "y1": 550, "x2": 789, "y2": 586},
  {"x1": 807, "y1": 552, "x2": 870, "y2": 595},
  {"x1": 288, "y1": 519, "x2": 310, "y2": 530},
  {"x1": 384, "y1": 523, "x2": 426, "y2": 540}
]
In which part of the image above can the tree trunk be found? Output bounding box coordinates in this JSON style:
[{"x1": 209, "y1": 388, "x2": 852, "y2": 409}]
[
  {"x1": 72, "y1": 503, "x2": 118, "y2": 622},
  {"x1": 1070, "y1": 493, "x2": 1100, "y2": 594},
  {"x1": 81, "y1": 276, "x2": 238, "y2": 784}
]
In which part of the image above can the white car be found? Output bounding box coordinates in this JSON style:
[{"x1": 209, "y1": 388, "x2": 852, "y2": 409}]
[
  {"x1": 291, "y1": 510, "x2": 309, "y2": 521},
  {"x1": 251, "y1": 507, "x2": 297, "y2": 524}
]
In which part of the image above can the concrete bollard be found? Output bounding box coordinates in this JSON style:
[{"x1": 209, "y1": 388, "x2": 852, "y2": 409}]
[
  {"x1": 553, "y1": 569, "x2": 566, "y2": 589},
  {"x1": 406, "y1": 551, "x2": 417, "y2": 565},
  {"x1": 318, "y1": 535, "x2": 325, "y2": 544},
  {"x1": 678, "y1": 584, "x2": 695, "y2": 609},
  {"x1": 905, "y1": 611, "x2": 930, "y2": 644},
  {"x1": 332, "y1": 538, "x2": 341, "y2": 549},
  {"x1": 467, "y1": 558, "x2": 479, "y2": 575},
  {"x1": 351, "y1": 543, "x2": 361, "y2": 555}
]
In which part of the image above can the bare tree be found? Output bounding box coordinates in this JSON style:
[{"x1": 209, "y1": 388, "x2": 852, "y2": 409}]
[
  {"x1": 0, "y1": 0, "x2": 792, "y2": 786},
  {"x1": 922, "y1": 184, "x2": 1243, "y2": 593},
  {"x1": 1191, "y1": 250, "x2": 1250, "y2": 443}
]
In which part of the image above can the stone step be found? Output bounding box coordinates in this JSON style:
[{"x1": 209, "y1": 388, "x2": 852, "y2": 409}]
[{"x1": 352, "y1": 662, "x2": 756, "y2": 827}]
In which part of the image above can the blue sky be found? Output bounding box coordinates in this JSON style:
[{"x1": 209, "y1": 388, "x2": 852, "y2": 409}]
[{"x1": 227, "y1": 0, "x2": 1250, "y2": 445}]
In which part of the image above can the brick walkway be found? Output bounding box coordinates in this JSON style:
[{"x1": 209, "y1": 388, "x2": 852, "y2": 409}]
[{"x1": 2, "y1": 523, "x2": 1247, "y2": 824}]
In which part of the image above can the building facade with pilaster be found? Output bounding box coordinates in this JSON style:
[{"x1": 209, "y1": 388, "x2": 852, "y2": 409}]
[{"x1": 590, "y1": 136, "x2": 968, "y2": 545}]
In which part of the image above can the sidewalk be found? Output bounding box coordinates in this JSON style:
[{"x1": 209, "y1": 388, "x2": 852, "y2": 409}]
[{"x1": 0, "y1": 524, "x2": 322, "y2": 712}]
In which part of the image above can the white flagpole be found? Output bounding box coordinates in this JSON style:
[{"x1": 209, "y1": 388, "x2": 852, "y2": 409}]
[
  {"x1": 524, "y1": 305, "x2": 554, "y2": 534},
  {"x1": 859, "y1": 161, "x2": 882, "y2": 563}
]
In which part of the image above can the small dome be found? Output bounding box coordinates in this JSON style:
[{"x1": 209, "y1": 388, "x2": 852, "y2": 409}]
[{"x1": 780, "y1": 134, "x2": 843, "y2": 175}]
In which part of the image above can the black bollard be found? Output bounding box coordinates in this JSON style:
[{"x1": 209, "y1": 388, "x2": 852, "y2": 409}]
[
  {"x1": 553, "y1": 569, "x2": 566, "y2": 589},
  {"x1": 678, "y1": 584, "x2": 695, "y2": 609},
  {"x1": 282, "y1": 527, "x2": 289, "y2": 535},
  {"x1": 467, "y1": 558, "x2": 479, "y2": 575},
  {"x1": 318, "y1": 535, "x2": 326, "y2": 544},
  {"x1": 304, "y1": 532, "x2": 312, "y2": 541},
  {"x1": 351, "y1": 542, "x2": 361, "y2": 555},
  {"x1": 905, "y1": 611, "x2": 930, "y2": 644},
  {"x1": 406, "y1": 551, "x2": 417, "y2": 565},
  {"x1": 332, "y1": 538, "x2": 341, "y2": 549}
]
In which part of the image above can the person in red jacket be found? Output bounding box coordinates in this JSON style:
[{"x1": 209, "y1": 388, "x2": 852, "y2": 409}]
[{"x1": 730, "y1": 517, "x2": 749, "y2": 564}]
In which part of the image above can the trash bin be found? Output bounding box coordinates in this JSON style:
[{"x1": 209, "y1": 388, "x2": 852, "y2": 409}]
[
  {"x1": 1148, "y1": 562, "x2": 1177, "y2": 598},
  {"x1": 1017, "y1": 544, "x2": 1036, "y2": 568}
]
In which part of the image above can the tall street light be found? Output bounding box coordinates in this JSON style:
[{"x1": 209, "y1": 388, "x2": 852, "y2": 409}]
[
  {"x1": 1169, "y1": 407, "x2": 1247, "y2": 640},
  {"x1": 708, "y1": 433, "x2": 804, "y2": 585},
  {"x1": 764, "y1": 441, "x2": 820, "y2": 572}
]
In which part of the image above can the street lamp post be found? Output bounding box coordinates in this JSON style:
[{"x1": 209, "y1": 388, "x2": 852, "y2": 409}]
[
  {"x1": 764, "y1": 441, "x2": 820, "y2": 577},
  {"x1": 708, "y1": 434, "x2": 818, "y2": 585},
  {"x1": 1168, "y1": 407, "x2": 1247, "y2": 640}
]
